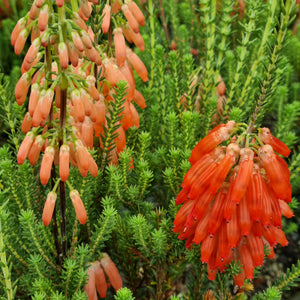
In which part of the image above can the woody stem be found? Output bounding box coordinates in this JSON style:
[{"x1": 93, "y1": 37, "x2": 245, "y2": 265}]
[
  {"x1": 46, "y1": 44, "x2": 62, "y2": 264},
  {"x1": 59, "y1": 81, "x2": 67, "y2": 258}
]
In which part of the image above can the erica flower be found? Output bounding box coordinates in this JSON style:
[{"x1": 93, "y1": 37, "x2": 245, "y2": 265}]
[
  {"x1": 84, "y1": 254, "x2": 122, "y2": 299},
  {"x1": 173, "y1": 121, "x2": 293, "y2": 286}
]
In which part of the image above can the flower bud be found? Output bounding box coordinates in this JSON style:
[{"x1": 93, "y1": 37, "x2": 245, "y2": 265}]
[{"x1": 42, "y1": 192, "x2": 57, "y2": 226}]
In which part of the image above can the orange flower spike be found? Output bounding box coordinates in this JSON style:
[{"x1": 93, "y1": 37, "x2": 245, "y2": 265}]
[
  {"x1": 40, "y1": 89, "x2": 54, "y2": 120},
  {"x1": 209, "y1": 143, "x2": 240, "y2": 195},
  {"x1": 259, "y1": 145, "x2": 292, "y2": 202},
  {"x1": 128, "y1": 0, "x2": 145, "y2": 26},
  {"x1": 59, "y1": 144, "x2": 70, "y2": 182},
  {"x1": 238, "y1": 195, "x2": 252, "y2": 236},
  {"x1": 274, "y1": 227, "x2": 288, "y2": 247},
  {"x1": 114, "y1": 28, "x2": 126, "y2": 67},
  {"x1": 42, "y1": 191, "x2": 57, "y2": 226},
  {"x1": 40, "y1": 146, "x2": 55, "y2": 185},
  {"x1": 247, "y1": 234, "x2": 264, "y2": 267},
  {"x1": 239, "y1": 243, "x2": 255, "y2": 279},
  {"x1": 15, "y1": 72, "x2": 30, "y2": 105},
  {"x1": 258, "y1": 127, "x2": 290, "y2": 157},
  {"x1": 21, "y1": 112, "x2": 33, "y2": 134},
  {"x1": 100, "y1": 254, "x2": 122, "y2": 291},
  {"x1": 28, "y1": 135, "x2": 44, "y2": 166},
  {"x1": 122, "y1": 4, "x2": 139, "y2": 33},
  {"x1": 101, "y1": 5, "x2": 111, "y2": 34},
  {"x1": 70, "y1": 190, "x2": 87, "y2": 224},
  {"x1": 173, "y1": 200, "x2": 194, "y2": 229},
  {"x1": 84, "y1": 266, "x2": 97, "y2": 300},
  {"x1": 247, "y1": 164, "x2": 263, "y2": 222},
  {"x1": 11, "y1": 17, "x2": 26, "y2": 46},
  {"x1": 126, "y1": 48, "x2": 148, "y2": 81},
  {"x1": 279, "y1": 200, "x2": 294, "y2": 218},
  {"x1": 226, "y1": 208, "x2": 241, "y2": 249},
  {"x1": 207, "y1": 185, "x2": 228, "y2": 235},
  {"x1": 133, "y1": 89, "x2": 146, "y2": 108},
  {"x1": 192, "y1": 205, "x2": 212, "y2": 244},
  {"x1": 58, "y1": 42, "x2": 69, "y2": 69},
  {"x1": 231, "y1": 147, "x2": 254, "y2": 204},
  {"x1": 94, "y1": 262, "x2": 108, "y2": 298},
  {"x1": 38, "y1": 4, "x2": 49, "y2": 32},
  {"x1": 17, "y1": 131, "x2": 35, "y2": 165},
  {"x1": 189, "y1": 121, "x2": 234, "y2": 165}
]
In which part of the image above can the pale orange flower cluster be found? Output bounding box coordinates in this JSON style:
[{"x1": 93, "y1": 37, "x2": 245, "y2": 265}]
[
  {"x1": 14, "y1": 0, "x2": 148, "y2": 177},
  {"x1": 13, "y1": 0, "x2": 147, "y2": 232},
  {"x1": 84, "y1": 254, "x2": 122, "y2": 300},
  {"x1": 173, "y1": 121, "x2": 293, "y2": 286}
]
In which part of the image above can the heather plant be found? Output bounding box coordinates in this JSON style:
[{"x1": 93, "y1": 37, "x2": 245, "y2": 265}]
[{"x1": 0, "y1": 0, "x2": 299, "y2": 299}]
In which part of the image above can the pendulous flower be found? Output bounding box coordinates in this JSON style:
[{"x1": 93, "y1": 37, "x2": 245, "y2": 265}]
[{"x1": 173, "y1": 121, "x2": 293, "y2": 287}]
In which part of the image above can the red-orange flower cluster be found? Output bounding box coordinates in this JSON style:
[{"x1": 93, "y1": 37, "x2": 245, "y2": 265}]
[
  {"x1": 84, "y1": 254, "x2": 122, "y2": 299},
  {"x1": 173, "y1": 121, "x2": 293, "y2": 286}
]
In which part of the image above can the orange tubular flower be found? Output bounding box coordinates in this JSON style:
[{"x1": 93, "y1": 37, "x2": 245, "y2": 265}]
[
  {"x1": 173, "y1": 122, "x2": 293, "y2": 287},
  {"x1": 70, "y1": 190, "x2": 87, "y2": 225},
  {"x1": 40, "y1": 146, "x2": 55, "y2": 185},
  {"x1": 17, "y1": 131, "x2": 35, "y2": 165},
  {"x1": 128, "y1": 0, "x2": 145, "y2": 26},
  {"x1": 85, "y1": 255, "x2": 122, "y2": 300},
  {"x1": 122, "y1": 4, "x2": 140, "y2": 33},
  {"x1": 42, "y1": 191, "x2": 57, "y2": 226},
  {"x1": 59, "y1": 144, "x2": 70, "y2": 182},
  {"x1": 100, "y1": 253, "x2": 123, "y2": 291},
  {"x1": 101, "y1": 5, "x2": 111, "y2": 34},
  {"x1": 114, "y1": 28, "x2": 126, "y2": 67}
]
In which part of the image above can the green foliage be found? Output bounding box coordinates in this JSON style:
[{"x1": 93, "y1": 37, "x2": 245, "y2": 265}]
[
  {"x1": 114, "y1": 287, "x2": 135, "y2": 300},
  {"x1": 0, "y1": 0, "x2": 299, "y2": 299}
]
